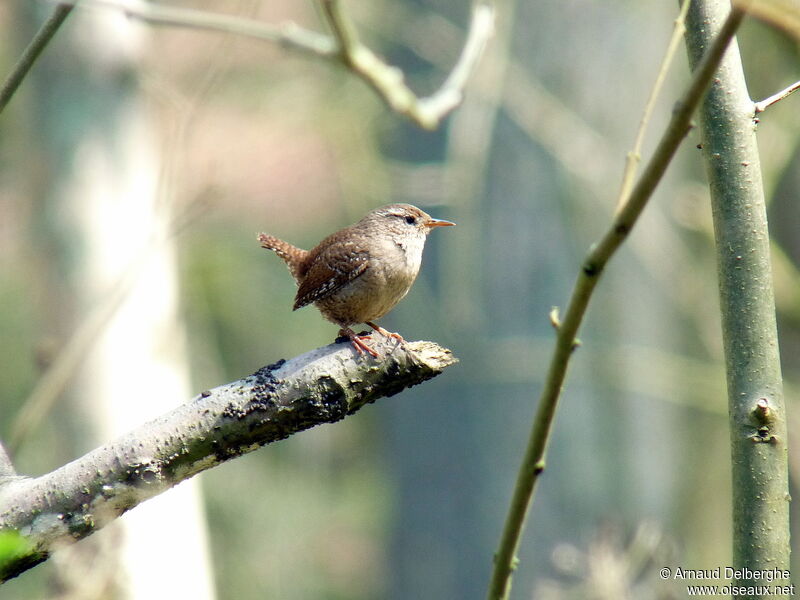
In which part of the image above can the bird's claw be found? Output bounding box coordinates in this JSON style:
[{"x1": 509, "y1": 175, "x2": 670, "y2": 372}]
[
  {"x1": 366, "y1": 322, "x2": 405, "y2": 343},
  {"x1": 338, "y1": 328, "x2": 380, "y2": 358}
]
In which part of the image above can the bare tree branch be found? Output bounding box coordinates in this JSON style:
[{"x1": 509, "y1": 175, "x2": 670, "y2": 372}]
[
  {"x1": 69, "y1": 0, "x2": 495, "y2": 129},
  {"x1": 0, "y1": 338, "x2": 457, "y2": 582}
]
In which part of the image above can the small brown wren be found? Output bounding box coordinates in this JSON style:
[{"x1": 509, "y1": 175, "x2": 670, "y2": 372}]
[{"x1": 258, "y1": 204, "x2": 454, "y2": 357}]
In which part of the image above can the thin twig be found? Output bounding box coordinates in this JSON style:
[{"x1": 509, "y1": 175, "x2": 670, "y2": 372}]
[
  {"x1": 486, "y1": 7, "x2": 747, "y2": 600},
  {"x1": 617, "y1": 0, "x2": 692, "y2": 210},
  {"x1": 0, "y1": 4, "x2": 74, "y2": 115},
  {"x1": 754, "y1": 79, "x2": 800, "y2": 113}
]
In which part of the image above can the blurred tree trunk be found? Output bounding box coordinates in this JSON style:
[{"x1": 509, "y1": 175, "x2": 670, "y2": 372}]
[
  {"x1": 20, "y1": 3, "x2": 216, "y2": 598},
  {"x1": 683, "y1": 0, "x2": 790, "y2": 592}
]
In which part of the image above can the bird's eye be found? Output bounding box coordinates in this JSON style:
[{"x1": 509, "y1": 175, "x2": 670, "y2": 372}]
[{"x1": 405, "y1": 215, "x2": 417, "y2": 225}]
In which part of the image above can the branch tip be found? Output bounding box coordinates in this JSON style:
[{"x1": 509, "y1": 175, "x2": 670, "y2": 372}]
[{"x1": 754, "y1": 80, "x2": 800, "y2": 113}]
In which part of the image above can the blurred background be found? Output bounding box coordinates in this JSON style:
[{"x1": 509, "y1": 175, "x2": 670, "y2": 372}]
[{"x1": 1, "y1": 0, "x2": 799, "y2": 598}]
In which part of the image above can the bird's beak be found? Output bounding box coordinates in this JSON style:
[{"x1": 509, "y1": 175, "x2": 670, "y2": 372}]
[{"x1": 425, "y1": 218, "x2": 455, "y2": 228}]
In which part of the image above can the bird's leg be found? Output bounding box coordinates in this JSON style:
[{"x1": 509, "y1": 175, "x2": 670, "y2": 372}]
[
  {"x1": 338, "y1": 327, "x2": 380, "y2": 358},
  {"x1": 366, "y1": 322, "x2": 405, "y2": 342}
]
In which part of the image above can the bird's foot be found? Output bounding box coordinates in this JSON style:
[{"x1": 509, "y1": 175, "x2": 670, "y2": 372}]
[
  {"x1": 338, "y1": 328, "x2": 380, "y2": 358},
  {"x1": 366, "y1": 322, "x2": 405, "y2": 343},
  {"x1": 366, "y1": 322, "x2": 405, "y2": 355}
]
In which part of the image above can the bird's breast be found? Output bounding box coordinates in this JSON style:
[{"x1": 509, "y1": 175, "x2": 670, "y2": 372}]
[{"x1": 314, "y1": 237, "x2": 424, "y2": 325}]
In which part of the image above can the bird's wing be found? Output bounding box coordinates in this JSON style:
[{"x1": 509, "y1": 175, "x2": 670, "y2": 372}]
[{"x1": 293, "y1": 238, "x2": 369, "y2": 310}]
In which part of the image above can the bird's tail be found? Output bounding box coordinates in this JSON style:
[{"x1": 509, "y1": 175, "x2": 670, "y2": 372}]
[{"x1": 257, "y1": 233, "x2": 308, "y2": 282}]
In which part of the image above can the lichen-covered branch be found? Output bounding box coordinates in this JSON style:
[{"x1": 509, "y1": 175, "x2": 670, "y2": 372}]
[{"x1": 0, "y1": 338, "x2": 457, "y2": 582}]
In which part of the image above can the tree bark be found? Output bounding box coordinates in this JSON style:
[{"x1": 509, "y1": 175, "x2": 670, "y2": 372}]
[{"x1": 0, "y1": 339, "x2": 456, "y2": 582}]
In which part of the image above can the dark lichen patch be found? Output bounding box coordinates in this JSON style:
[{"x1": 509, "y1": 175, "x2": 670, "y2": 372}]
[
  {"x1": 221, "y1": 384, "x2": 278, "y2": 418},
  {"x1": 347, "y1": 377, "x2": 364, "y2": 390},
  {"x1": 221, "y1": 402, "x2": 245, "y2": 420},
  {"x1": 384, "y1": 359, "x2": 403, "y2": 379},
  {"x1": 208, "y1": 438, "x2": 240, "y2": 464},
  {"x1": 255, "y1": 359, "x2": 286, "y2": 377},
  {"x1": 211, "y1": 438, "x2": 252, "y2": 462},
  {"x1": 289, "y1": 376, "x2": 348, "y2": 426},
  {"x1": 209, "y1": 414, "x2": 295, "y2": 462},
  {"x1": 247, "y1": 360, "x2": 284, "y2": 412},
  {"x1": 357, "y1": 359, "x2": 442, "y2": 406},
  {"x1": 316, "y1": 376, "x2": 348, "y2": 419},
  {"x1": 249, "y1": 387, "x2": 278, "y2": 412}
]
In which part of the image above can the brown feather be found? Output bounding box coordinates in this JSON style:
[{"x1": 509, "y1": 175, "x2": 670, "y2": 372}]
[
  {"x1": 257, "y1": 233, "x2": 308, "y2": 282},
  {"x1": 293, "y1": 235, "x2": 370, "y2": 310}
]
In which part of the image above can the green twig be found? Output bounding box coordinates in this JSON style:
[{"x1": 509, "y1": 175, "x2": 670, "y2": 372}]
[
  {"x1": 486, "y1": 7, "x2": 746, "y2": 600},
  {"x1": 0, "y1": 4, "x2": 74, "y2": 115}
]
